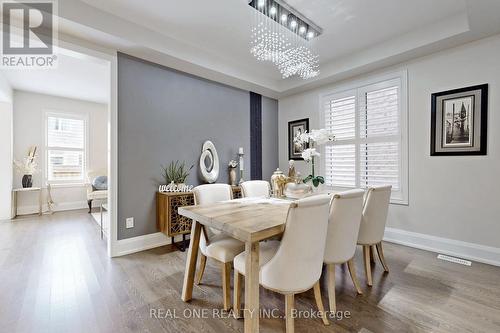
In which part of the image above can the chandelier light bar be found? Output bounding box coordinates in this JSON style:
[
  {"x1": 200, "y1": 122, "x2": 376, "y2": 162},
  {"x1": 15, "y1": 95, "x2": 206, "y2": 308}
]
[
  {"x1": 248, "y1": 0, "x2": 321, "y2": 80},
  {"x1": 248, "y1": 0, "x2": 322, "y2": 40}
]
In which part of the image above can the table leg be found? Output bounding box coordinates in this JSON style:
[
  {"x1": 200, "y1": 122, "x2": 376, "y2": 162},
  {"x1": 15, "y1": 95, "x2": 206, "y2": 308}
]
[
  {"x1": 181, "y1": 220, "x2": 202, "y2": 302},
  {"x1": 244, "y1": 241, "x2": 260, "y2": 333},
  {"x1": 38, "y1": 189, "x2": 42, "y2": 215}
]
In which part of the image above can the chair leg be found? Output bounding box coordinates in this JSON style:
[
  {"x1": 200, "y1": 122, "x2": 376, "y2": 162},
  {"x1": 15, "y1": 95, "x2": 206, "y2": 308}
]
[
  {"x1": 195, "y1": 254, "x2": 207, "y2": 285},
  {"x1": 347, "y1": 259, "x2": 363, "y2": 295},
  {"x1": 222, "y1": 262, "x2": 231, "y2": 311},
  {"x1": 87, "y1": 199, "x2": 92, "y2": 213},
  {"x1": 313, "y1": 281, "x2": 330, "y2": 326},
  {"x1": 285, "y1": 294, "x2": 295, "y2": 333},
  {"x1": 363, "y1": 245, "x2": 373, "y2": 287},
  {"x1": 376, "y1": 242, "x2": 390, "y2": 272},
  {"x1": 233, "y1": 270, "x2": 243, "y2": 318},
  {"x1": 370, "y1": 245, "x2": 376, "y2": 263},
  {"x1": 326, "y1": 263, "x2": 336, "y2": 313}
]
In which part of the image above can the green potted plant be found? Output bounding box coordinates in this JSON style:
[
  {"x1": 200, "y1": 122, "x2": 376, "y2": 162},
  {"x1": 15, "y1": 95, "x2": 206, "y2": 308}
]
[{"x1": 161, "y1": 160, "x2": 193, "y2": 186}]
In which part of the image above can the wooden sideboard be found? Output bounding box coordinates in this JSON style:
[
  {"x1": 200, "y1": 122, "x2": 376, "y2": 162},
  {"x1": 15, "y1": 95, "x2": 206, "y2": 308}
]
[{"x1": 156, "y1": 186, "x2": 241, "y2": 251}]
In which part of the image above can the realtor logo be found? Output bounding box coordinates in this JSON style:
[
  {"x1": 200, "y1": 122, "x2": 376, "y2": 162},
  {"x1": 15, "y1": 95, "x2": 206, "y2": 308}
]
[{"x1": 1, "y1": 1, "x2": 57, "y2": 68}]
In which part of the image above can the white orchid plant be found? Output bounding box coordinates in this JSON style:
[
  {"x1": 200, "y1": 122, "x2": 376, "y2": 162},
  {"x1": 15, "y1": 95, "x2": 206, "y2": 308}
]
[{"x1": 294, "y1": 129, "x2": 335, "y2": 187}]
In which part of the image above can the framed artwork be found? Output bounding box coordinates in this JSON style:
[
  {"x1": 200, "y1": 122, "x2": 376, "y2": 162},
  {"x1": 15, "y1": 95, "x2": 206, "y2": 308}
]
[
  {"x1": 288, "y1": 118, "x2": 309, "y2": 160},
  {"x1": 431, "y1": 84, "x2": 488, "y2": 156}
]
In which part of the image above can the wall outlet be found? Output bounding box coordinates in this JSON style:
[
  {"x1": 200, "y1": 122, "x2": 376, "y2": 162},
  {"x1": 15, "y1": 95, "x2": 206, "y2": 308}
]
[{"x1": 126, "y1": 217, "x2": 134, "y2": 229}]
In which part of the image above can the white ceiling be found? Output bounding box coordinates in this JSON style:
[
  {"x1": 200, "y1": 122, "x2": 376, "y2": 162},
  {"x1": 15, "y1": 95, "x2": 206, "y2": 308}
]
[
  {"x1": 54, "y1": 0, "x2": 500, "y2": 97},
  {"x1": 0, "y1": 48, "x2": 109, "y2": 104}
]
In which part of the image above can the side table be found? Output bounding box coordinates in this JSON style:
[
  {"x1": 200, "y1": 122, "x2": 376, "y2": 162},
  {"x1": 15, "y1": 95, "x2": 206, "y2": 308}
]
[{"x1": 12, "y1": 187, "x2": 42, "y2": 218}]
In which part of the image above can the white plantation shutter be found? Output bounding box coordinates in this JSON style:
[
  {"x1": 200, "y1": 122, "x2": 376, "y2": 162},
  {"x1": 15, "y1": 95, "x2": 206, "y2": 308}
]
[
  {"x1": 46, "y1": 114, "x2": 87, "y2": 182},
  {"x1": 325, "y1": 96, "x2": 356, "y2": 140},
  {"x1": 47, "y1": 117, "x2": 85, "y2": 148},
  {"x1": 325, "y1": 144, "x2": 356, "y2": 187},
  {"x1": 324, "y1": 92, "x2": 357, "y2": 187},
  {"x1": 322, "y1": 75, "x2": 407, "y2": 203}
]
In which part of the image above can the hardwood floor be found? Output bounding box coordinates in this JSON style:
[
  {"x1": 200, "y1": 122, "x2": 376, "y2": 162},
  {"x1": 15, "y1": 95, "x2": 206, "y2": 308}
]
[{"x1": 1, "y1": 210, "x2": 499, "y2": 333}]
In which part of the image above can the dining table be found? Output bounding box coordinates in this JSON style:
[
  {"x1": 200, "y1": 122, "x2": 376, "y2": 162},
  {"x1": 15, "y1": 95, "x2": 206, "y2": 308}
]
[{"x1": 178, "y1": 197, "x2": 294, "y2": 333}]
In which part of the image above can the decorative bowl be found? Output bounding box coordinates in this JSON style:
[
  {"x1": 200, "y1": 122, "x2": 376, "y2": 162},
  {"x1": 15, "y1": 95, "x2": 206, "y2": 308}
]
[{"x1": 284, "y1": 182, "x2": 312, "y2": 199}]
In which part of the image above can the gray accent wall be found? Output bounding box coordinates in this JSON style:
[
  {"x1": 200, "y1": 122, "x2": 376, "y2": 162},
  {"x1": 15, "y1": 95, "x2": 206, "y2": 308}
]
[
  {"x1": 262, "y1": 96, "x2": 279, "y2": 181},
  {"x1": 117, "y1": 53, "x2": 277, "y2": 240}
]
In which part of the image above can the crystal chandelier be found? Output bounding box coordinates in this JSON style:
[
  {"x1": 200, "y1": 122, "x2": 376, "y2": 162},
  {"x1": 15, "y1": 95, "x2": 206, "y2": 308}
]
[{"x1": 249, "y1": 0, "x2": 321, "y2": 80}]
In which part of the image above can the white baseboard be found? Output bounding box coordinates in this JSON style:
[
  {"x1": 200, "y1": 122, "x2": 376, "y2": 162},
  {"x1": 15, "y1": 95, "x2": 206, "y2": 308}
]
[
  {"x1": 16, "y1": 200, "x2": 88, "y2": 216},
  {"x1": 113, "y1": 232, "x2": 172, "y2": 257},
  {"x1": 384, "y1": 227, "x2": 500, "y2": 267}
]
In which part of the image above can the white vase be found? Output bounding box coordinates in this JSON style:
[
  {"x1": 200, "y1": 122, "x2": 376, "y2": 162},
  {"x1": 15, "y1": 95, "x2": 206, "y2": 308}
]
[
  {"x1": 311, "y1": 183, "x2": 324, "y2": 193},
  {"x1": 229, "y1": 168, "x2": 237, "y2": 186}
]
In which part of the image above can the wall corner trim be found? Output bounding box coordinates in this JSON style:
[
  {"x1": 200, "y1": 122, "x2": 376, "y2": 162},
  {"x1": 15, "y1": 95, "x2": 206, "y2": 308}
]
[
  {"x1": 384, "y1": 227, "x2": 500, "y2": 267},
  {"x1": 112, "y1": 232, "x2": 170, "y2": 257}
]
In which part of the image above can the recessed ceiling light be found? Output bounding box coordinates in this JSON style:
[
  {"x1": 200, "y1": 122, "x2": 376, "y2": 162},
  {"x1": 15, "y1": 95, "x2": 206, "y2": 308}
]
[
  {"x1": 280, "y1": 14, "x2": 287, "y2": 22},
  {"x1": 257, "y1": 0, "x2": 265, "y2": 8},
  {"x1": 290, "y1": 20, "x2": 297, "y2": 28},
  {"x1": 307, "y1": 31, "x2": 314, "y2": 39},
  {"x1": 299, "y1": 26, "x2": 306, "y2": 34},
  {"x1": 270, "y1": 6, "x2": 277, "y2": 15}
]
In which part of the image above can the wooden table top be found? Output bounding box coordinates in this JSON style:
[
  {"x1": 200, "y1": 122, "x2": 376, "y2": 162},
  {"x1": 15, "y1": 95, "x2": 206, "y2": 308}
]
[{"x1": 178, "y1": 198, "x2": 292, "y2": 242}]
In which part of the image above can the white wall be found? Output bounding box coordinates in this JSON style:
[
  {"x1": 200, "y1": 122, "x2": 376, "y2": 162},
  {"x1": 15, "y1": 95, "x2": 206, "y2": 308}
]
[
  {"x1": 279, "y1": 34, "x2": 500, "y2": 258},
  {"x1": 13, "y1": 90, "x2": 108, "y2": 214},
  {"x1": 0, "y1": 74, "x2": 13, "y2": 220}
]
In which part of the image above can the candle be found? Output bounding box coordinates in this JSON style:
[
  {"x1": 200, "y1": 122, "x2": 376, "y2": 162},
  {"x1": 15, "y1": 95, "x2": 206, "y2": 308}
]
[{"x1": 239, "y1": 147, "x2": 244, "y2": 155}]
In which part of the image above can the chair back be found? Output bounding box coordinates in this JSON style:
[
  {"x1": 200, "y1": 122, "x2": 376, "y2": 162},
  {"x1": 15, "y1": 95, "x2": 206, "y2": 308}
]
[
  {"x1": 193, "y1": 184, "x2": 232, "y2": 205},
  {"x1": 357, "y1": 185, "x2": 392, "y2": 245},
  {"x1": 260, "y1": 194, "x2": 331, "y2": 294},
  {"x1": 324, "y1": 189, "x2": 365, "y2": 264},
  {"x1": 87, "y1": 169, "x2": 107, "y2": 183},
  {"x1": 193, "y1": 184, "x2": 233, "y2": 250},
  {"x1": 240, "y1": 180, "x2": 271, "y2": 198}
]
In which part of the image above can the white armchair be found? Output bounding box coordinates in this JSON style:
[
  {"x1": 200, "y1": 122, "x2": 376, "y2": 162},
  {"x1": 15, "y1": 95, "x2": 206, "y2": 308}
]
[
  {"x1": 323, "y1": 189, "x2": 365, "y2": 313},
  {"x1": 233, "y1": 194, "x2": 332, "y2": 331},
  {"x1": 357, "y1": 185, "x2": 392, "y2": 286},
  {"x1": 86, "y1": 169, "x2": 108, "y2": 213}
]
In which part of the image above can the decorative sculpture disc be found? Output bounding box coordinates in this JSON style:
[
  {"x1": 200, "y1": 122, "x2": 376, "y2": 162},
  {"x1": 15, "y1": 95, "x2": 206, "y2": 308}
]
[{"x1": 199, "y1": 140, "x2": 219, "y2": 183}]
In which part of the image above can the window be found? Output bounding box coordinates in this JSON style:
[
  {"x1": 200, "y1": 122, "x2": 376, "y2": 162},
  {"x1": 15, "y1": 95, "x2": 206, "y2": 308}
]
[
  {"x1": 45, "y1": 113, "x2": 87, "y2": 184},
  {"x1": 321, "y1": 73, "x2": 408, "y2": 204}
]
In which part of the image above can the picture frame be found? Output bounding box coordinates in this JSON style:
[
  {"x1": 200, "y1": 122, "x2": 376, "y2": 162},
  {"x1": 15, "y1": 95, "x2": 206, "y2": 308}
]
[
  {"x1": 288, "y1": 118, "x2": 309, "y2": 160},
  {"x1": 431, "y1": 84, "x2": 488, "y2": 156}
]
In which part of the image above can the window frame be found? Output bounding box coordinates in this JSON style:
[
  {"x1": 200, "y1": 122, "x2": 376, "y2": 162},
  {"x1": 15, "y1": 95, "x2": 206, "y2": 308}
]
[
  {"x1": 44, "y1": 110, "x2": 89, "y2": 185},
  {"x1": 319, "y1": 70, "x2": 409, "y2": 205}
]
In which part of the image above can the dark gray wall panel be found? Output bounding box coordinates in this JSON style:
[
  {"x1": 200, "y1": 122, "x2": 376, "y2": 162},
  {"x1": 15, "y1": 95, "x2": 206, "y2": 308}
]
[{"x1": 250, "y1": 92, "x2": 262, "y2": 180}]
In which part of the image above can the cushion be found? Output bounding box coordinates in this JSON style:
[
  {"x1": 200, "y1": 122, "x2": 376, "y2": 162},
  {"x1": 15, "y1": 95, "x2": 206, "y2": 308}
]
[
  {"x1": 201, "y1": 234, "x2": 245, "y2": 263},
  {"x1": 233, "y1": 240, "x2": 280, "y2": 275},
  {"x1": 92, "y1": 176, "x2": 108, "y2": 191},
  {"x1": 88, "y1": 190, "x2": 107, "y2": 200}
]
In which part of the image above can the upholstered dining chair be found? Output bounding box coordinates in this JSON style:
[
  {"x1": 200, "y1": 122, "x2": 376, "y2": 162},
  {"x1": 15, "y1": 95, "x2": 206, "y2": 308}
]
[
  {"x1": 323, "y1": 189, "x2": 365, "y2": 313},
  {"x1": 240, "y1": 180, "x2": 271, "y2": 198},
  {"x1": 233, "y1": 195, "x2": 331, "y2": 332},
  {"x1": 357, "y1": 185, "x2": 392, "y2": 286},
  {"x1": 193, "y1": 184, "x2": 245, "y2": 310}
]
